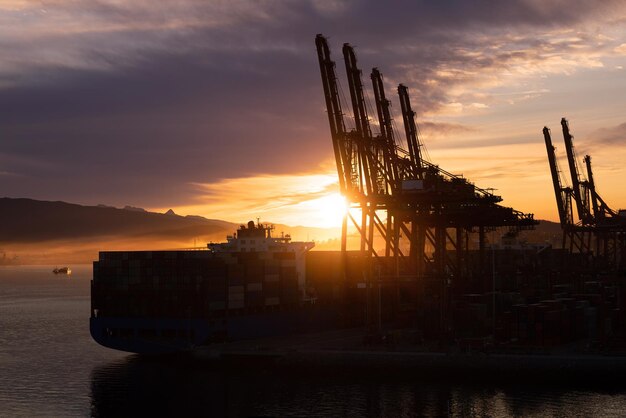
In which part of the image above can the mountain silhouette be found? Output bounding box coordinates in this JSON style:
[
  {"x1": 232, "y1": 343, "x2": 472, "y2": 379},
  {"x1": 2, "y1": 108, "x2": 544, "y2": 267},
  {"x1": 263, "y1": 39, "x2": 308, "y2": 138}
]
[{"x1": 0, "y1": 197, "x2": 235, "y2": 243}]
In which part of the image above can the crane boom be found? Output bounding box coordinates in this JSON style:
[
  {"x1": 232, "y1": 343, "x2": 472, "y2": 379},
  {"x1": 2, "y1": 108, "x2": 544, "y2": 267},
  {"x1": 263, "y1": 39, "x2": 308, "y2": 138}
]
[
  {"x1": 371, "y1": 68, "x2": 393, "y2": 145},
  {"x1": 543, "y1": 127, "x2": 569, "y2": 226},
  {"x1": 371, "y1": 67, "x2": 399, "y2": 192},
  {"x1": 342, "y1": 44, "x2": 371, "y2": 139},
  {"x1": 561, "y1": 118, "x2": 591, "y2": 224},
  {"x1": 584, "y1": 155, "x2": 600, "y2": 220},
  {"x1": 315, "y1": 34, "x2": 351, "y2": 193},
  {"x1": 583, "y1": 154, "x2": 616, "y2": 220},
  {"x1": 398, "y1": 84, "x2": 423, "y2": 178},
  {"x1": 342, "y1": 43, "x2": 375, "y2": 195}
]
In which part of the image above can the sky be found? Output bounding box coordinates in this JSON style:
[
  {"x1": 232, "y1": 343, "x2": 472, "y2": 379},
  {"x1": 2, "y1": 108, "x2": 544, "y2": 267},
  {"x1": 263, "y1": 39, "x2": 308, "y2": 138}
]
[{"x1": 1, "y1": 0, "x2": 626, "y2": 228}]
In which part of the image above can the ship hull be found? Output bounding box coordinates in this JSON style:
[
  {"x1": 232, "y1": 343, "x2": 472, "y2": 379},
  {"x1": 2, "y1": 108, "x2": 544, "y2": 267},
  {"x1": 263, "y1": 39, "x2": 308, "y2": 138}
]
[{"x1": 90, "y1": 306, "x2": 340, "y2": 354}]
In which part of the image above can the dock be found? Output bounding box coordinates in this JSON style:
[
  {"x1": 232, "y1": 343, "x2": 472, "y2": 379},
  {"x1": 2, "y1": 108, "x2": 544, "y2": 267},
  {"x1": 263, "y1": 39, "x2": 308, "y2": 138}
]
[{"x1": 192, "y1": 327, "x2": 626, "y2": 381}]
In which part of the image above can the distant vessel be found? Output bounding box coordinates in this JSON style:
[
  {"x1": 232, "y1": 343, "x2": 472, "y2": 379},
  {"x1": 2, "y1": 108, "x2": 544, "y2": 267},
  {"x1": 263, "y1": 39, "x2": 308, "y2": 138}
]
[{"x1": 53, "y1": 267, "x2": 71, "y2": 275}]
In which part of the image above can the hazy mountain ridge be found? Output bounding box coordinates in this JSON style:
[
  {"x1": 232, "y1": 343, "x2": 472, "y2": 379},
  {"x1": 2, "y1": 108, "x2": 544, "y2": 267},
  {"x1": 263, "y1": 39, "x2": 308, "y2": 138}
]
[
  {"x1": 0, "y1": 197, "x2": 236, "y2": 243},
  {"x1": 0, "y1": 197, "x2": 343, "y2": 263}
]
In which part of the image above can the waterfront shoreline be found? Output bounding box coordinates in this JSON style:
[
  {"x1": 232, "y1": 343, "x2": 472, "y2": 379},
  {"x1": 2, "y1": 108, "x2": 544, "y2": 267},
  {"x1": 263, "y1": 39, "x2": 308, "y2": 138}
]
[{"x1": 188, "y1": 327, "x2": 626, "y2": 381}]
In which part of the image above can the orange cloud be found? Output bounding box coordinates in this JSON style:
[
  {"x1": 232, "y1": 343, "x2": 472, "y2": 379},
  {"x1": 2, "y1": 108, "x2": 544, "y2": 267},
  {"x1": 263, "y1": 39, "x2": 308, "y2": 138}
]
[{"x1": 153, "y1": 171, "x2": 346, "y2": 228}]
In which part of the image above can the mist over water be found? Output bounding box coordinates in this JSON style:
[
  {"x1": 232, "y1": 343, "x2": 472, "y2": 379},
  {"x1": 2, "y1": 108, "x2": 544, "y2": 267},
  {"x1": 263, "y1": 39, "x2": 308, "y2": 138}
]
[{"x1": 2, "y1": 265, "x2": 626, "y2": 417}]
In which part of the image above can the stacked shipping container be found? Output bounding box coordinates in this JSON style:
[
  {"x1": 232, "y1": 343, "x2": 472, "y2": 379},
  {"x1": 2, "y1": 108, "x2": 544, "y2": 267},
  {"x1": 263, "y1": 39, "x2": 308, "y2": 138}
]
[{"x1": 92, "y1": 250, "x2": 300, "y2": 320}]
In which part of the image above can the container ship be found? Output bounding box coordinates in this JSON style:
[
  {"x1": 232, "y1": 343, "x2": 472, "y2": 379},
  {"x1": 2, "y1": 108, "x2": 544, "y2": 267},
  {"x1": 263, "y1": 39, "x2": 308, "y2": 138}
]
[
  {"x1": 90, "y1": 221, "x2": 341, "y2": 354},
  {"x1": 90, "y1": 220, "x2": 626, "y2": 357}
]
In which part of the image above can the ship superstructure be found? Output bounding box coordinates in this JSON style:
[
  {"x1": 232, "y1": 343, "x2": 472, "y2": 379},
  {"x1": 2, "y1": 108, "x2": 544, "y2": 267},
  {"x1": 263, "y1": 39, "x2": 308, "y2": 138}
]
[
  {"x1": 209, "y1": 220, "x2": 311, "y2": 253},
  {"x1": 209, "y1": 220, "x2": 314, "y2": 300}
]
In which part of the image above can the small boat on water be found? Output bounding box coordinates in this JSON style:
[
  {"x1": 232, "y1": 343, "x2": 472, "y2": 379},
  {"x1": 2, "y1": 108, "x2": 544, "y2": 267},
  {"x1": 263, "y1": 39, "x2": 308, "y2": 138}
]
[{"x1": 53, "y1": 267, "x2": 71, "y2": 275}]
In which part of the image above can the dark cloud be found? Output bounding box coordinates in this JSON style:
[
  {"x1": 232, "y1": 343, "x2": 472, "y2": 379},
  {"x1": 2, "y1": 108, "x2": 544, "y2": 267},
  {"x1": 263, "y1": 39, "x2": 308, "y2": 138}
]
[
  {"x1": 0, "y1": 48, "x2": 329, "y2": 206},
  {"x1": 463, "y1": 157, "x2": 549, "y2": 181},
  {"x1": 549, "y1": 121, "x2": 626, "y2": 158},
  {"x1": 1, "y1": 0, "x2": 625, "y2": 207},
  {"x1": 417, "y1": 122, "x2": 477, "y2": 137},
  {"x1": 589, "y1": 122, "x2": 626, "y2": 146}
]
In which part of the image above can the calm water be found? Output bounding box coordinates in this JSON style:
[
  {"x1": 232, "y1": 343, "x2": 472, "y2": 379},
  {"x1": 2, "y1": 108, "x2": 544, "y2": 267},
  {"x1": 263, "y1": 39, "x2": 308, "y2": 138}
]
[{"x1": 2, "y1": 265, "x2": 626, "y2": 417}]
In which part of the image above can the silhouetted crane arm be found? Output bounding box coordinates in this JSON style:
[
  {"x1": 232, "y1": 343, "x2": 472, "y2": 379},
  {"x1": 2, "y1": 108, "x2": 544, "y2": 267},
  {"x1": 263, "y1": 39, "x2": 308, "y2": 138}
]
[
  {"x1": 583, "y1": 155, "x2": 616, "y2": 219},
  {"x1": 398, "y1": 84, "x2": 423, "y2": 178},
  {"x1": 561, "y1": 118, "x2": 592, "y2": 224},
  {"x1": 371, "y1": 68, "x2": 399, "y2": 192},
  {"x1": 315, "y1": 34, "x2": 351, "y2": 193},
  {"x1": 342, "y1": 43, "x2": 374, "y2": 195},
  {"x1": 543, "y1": 127, "x2": 569, "y2": 226}
]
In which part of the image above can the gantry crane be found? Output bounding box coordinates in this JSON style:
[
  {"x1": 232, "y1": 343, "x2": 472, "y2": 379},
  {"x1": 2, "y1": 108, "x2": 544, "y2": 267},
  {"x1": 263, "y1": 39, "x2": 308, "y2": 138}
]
[
  {"x1": 543, "y1": 125, "x2": 588, "y2": 253},
  {"x1": 315, "y1": 34, "x2": 536, "y2": 288},
  {"x1": 543, "y1": 118, "x2": 626, "y2": 269}
]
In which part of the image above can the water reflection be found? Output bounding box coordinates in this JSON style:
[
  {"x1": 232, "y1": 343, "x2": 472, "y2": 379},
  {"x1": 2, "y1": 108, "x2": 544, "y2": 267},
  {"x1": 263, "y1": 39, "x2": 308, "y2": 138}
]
[
  {"x1": 91, "y1": 356, "x2": 451, "y2": 417},
  {"x1": 90, "y1": 356, "x2": 626, "y2": 417},
  {"x1": 91, "y1": 356, "x2": 228, "y2": 417}
]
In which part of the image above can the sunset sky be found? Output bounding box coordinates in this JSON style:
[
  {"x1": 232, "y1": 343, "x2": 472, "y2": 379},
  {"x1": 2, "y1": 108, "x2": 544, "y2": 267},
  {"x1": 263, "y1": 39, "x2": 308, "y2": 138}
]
[{"x1": 2, "y1": 1, "x2": 625, "y2": 228}]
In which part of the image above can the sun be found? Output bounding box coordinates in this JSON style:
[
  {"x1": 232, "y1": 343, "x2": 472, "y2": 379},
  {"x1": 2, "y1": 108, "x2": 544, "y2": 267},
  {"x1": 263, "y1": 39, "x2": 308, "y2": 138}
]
[
  {"x1": 171, "y1": 173, "x2": 350, "y2": 230},
  {"x1": 302, "y1": 192, "x2": 348, "y2": 228}
]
